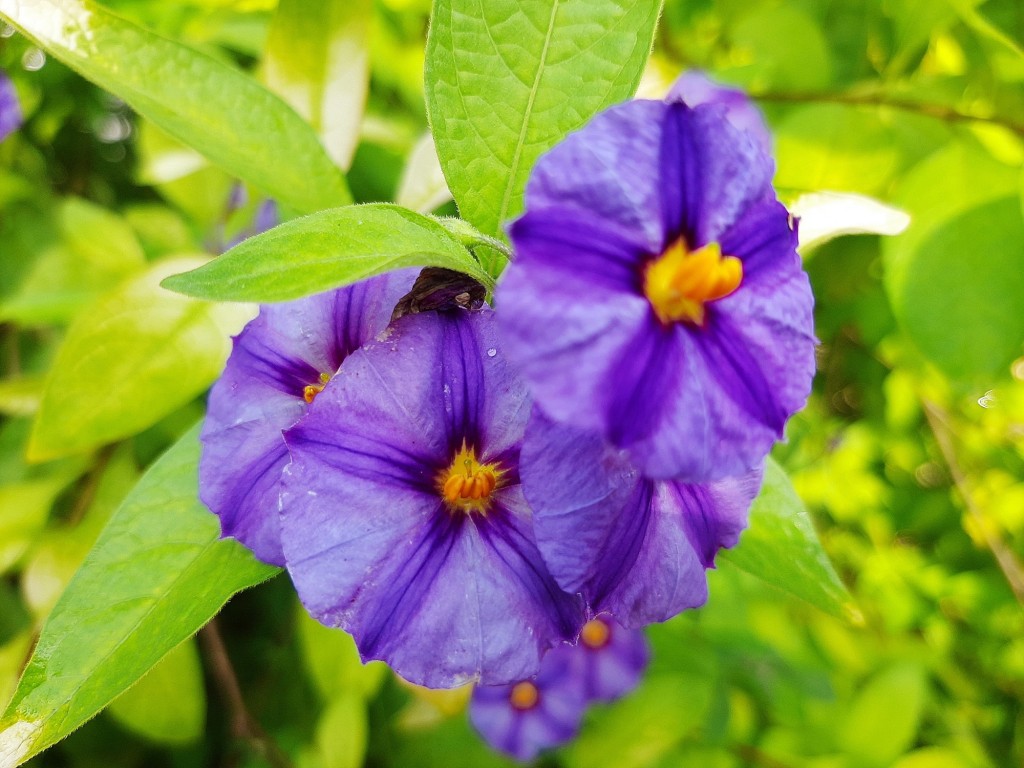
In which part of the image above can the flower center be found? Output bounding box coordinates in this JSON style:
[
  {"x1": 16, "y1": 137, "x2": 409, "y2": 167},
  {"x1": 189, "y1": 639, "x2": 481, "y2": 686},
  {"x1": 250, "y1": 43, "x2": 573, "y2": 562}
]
[
  {"x1": 580, "y1": 617, "x2": 611, "y2": 649},
  {"x1": 643, "y1": 238, "x2": 743, "y2": 326},
  {"x1": 509, "y1": 681, "x2": 540, "y2": 711},
  {"x1": 438, "y1": 441, "x2": 500, "y2": 514},
  {"x1": 303, "y1": 372, "x2": 332, "y2": 404}
]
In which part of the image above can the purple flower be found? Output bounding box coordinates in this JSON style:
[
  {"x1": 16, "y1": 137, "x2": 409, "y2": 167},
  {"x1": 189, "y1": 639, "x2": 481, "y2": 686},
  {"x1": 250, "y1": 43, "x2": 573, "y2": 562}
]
[
  {"x1": 667, "y1": 70, "x2": 772, "y2": 153},
  {"x1": 522, "y1": 410, "x2": 762, "y2": 627},
  {"x1": 497, "y1": 98, "x2": 815, "y2": 482},
  {"x1": 568, "y1": 615, "x2": 649, "y2": 702},
  {"x1": 0, "y1": 70, "x2": 22, "y2": 142},
  {"x1": 469, "y1": 646, "x2": 587, "y2": 762},
  {"x1": 199, "y1": 272, "x2": 414, "y2": 565},
  {"x1": 280, "y1": 308, "x2": 586, "y2": 688},
  {"x1": 469, "y1": 616, "x2": 648, "y2": 761}
]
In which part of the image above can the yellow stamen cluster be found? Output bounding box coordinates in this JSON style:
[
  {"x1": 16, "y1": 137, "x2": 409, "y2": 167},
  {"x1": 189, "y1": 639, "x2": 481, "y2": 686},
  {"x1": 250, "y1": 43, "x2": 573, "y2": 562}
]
[
  {"x1": 438, "y1": 441, "x2": 501, "y2": 514},
  {"x1": 303, "y1": 372, "x2": 332, "y2": 404},
  {"x1": 580, "y1": 618, "x2": 611, "y2": 649},
  {"x1": 509, "y1": 681, "x2": 540, "y2": 710},
  {"x1": 643, "y1": 238, "x2": 743, "y2": 326}
]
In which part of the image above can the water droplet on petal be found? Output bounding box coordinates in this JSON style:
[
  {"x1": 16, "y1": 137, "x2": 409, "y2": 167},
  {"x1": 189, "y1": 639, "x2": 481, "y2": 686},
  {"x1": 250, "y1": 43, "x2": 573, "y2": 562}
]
[{"x1": 486, "y1": 348, "x2": 497, "y2": 358}]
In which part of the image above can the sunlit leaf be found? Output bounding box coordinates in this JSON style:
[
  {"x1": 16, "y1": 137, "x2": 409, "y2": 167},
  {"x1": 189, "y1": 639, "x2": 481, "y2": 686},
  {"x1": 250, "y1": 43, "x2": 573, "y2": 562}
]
[
  {"x1": 0, "y1": 425, "x2": 278, "y2": 767},
  {"x1": 0, "y1": 0, "x2": 351, "y2": 213},
  {"x1": 160, "y1": 204, "x2": 493, "y2": 302},
  {"x1": 791, "y1": 191, "x2": 910, "y2": 252},
  {"x1": 720, "y1": 459, "x2": 857, "y2": 621},
  {"x1": 425, "y1": 0, "x2": 661, "y2": 237},
  {"x1": 263, "y1": 0, "x2": 371, "y2": 170},
  {"x1": 28, "y1": 257, "x2": 253, "y2": 461},
  {"x1": 395, "y1": 132, "x2": 453, "y2": 214}
]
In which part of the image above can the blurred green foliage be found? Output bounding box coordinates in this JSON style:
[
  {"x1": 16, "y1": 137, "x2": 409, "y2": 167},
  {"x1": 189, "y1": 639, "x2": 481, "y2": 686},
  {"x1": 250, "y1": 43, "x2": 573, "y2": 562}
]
[{"x1": 1, "y1": 0, "x2": 1023, "y2": 766}]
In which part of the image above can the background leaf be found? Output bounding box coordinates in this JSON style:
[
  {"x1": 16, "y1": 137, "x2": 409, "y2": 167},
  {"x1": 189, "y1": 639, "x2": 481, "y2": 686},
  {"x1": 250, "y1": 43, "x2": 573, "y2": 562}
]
[
  {"x1": 106, "y1": 639, "x2": 206, "y2": 746},
  {"x1": 0, "y1": 0, "x2": 351, "y2": 214},
  {"x1": 28, "y1": 257, "x2": 253, "y2": 461},
  {"x1": 161, "y1": 204, "x2": 493, "y2": 302},
  {"x1": 263, "y1": 0, "x2": 371, "y2": 171},
  {"x1": 720, "y1": 459, "x2": 856, "y2": 621},
  {"x1": 0, "y1": 425, "x2": 278, "y2": 767},
  {"x1": 425, "y1": 0, "x2": 662, "y2": 238},
  {"x1": 883, "y1": 142, "x2": 1024, "y2": 381}
]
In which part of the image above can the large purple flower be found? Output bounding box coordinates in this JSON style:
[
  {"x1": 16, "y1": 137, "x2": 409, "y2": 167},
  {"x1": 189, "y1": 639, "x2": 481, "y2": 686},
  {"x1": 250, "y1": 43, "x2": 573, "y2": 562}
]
[
  {"x1": 469, "y1": 616, "x2": 648, "y2": 761},
  {"x1": 498, "y1": 98, "x2": 815, "y2": 482},
  {"x1": 280, "y1": 308, "x2": 586, "y2": 688},
  {"x1": 0, "y1": 70, "x2": 21, "y2": 142},
  {"x1": 522, "y1": 410, "x2": 761, "y2": 627},
  {"x1": 199, "y1": 272, "x2": 414, "y2": 565}
]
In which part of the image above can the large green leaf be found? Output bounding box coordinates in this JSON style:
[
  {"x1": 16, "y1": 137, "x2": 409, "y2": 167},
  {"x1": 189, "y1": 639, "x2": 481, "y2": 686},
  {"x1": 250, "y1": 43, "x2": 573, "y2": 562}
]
[
  {"x1": 720, "y1": 459, "x2": 856, "y2": 621},
  {"x1": 425, "y1": 0, "x2": 661, "y2": 238},
  {"x1": 263, "y1": 0, "x2": 371, "y2": 171},
  {"x1": 883, "y1": 143, "x2": 1024, "y2": 381},
  {"x1": 28, "y1": 257, "x2": 253, "y2": 461},
  {"x1": 0, "y1": 0, "x2": 351, "y2": 214},
  {"x1": 0, "y1": 425, "x2": 278, "y2": 767},
  {"x1": 160, "y1": 204, "x2": 493, "y2": 302}
]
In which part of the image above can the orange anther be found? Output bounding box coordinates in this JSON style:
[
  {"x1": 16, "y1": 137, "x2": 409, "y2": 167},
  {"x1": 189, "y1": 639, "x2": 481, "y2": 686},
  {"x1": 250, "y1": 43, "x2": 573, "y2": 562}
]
[
  {"x1": 438, "y1": 441, "x2": 502, "y2": 514},
  {"x1": 509, "y1": 681, "x2": 540, "y2": 710},
  {"x1": 644, "y1": 239, "x2": 743, "y2": 326},
  {"x1": 580, "y1": 618, "x2": 611, "y2": 649}
]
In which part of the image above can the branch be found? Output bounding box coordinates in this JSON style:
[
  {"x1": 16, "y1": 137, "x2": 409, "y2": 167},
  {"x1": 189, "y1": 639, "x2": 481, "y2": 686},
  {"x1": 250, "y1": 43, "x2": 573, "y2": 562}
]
[
  {"x1": 198, "y1": 618, "x2": 293, "y2": 768},
  {"x1": 750, "y1": 89, "x2": 1024, "y2": 137},
  {"x1": 922, "y1": 400, "x2": 1024, "y2": 605}
]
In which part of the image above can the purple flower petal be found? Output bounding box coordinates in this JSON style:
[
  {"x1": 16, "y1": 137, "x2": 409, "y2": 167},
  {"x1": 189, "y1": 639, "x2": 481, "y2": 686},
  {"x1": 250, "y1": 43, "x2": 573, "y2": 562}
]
[
  {"x1": 499, "y1": 97, "x2": 814, "y2": 481},
  {"x1": 281, "y1": 310, "x2": 585, "y2": 688},
  {"x1": 667, "y1": 70, "x2": 773, "y2": 153},
  {"x1": 524, "y1": 99, "x2": 668, "y2": 253},
  {"x1": 199, "y1": 271, "x2": 415, "y2": 565},
  {"x1": 522, "y1": 410, "x2": 761, "y2": 627},
  {"x1": 0, "y1": 70, "x2": 22, "y2": 143}
]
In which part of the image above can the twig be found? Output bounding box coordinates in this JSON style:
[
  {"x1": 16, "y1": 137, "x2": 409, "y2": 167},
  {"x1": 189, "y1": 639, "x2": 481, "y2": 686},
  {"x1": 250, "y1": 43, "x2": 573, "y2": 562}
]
[
  {"x1": 67, "y1": 445, "x2": 116, "y2": 524},
  {"x1": 198, "y1": 618, "x2": 293, "y2": 768},
  {"x1": 732, "y1": 744, "x2": 798, "y2": 768},
  {"x1": 922, "y1": 400, "x2": 1024, "y2": 605},
  {"x1": 750, "y1": 89, "x2": 1024, "y2": 137}
]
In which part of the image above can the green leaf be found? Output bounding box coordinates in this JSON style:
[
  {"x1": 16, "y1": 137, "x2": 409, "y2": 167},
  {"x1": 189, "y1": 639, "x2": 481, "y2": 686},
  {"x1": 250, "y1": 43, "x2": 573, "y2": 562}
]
[
  {"x1": 0, "y1": 0, "x2": 351, "y2": 214},
  {"x1": 263, "y1": 0, "x2": 371, "y2": 171},
  {"x1": 731, "y1": 4, "x2": 832, "y2": 90},
  {"x1": 425, "y1": 0, "x2": 661, "y2": 237},
  {"x1": 21, "y1": 447, "x2": 139, "y2": 619},
  {"x1": 839, "y1": 663, "x2": 928, "y2": 766},
  {"x1": 0, "y1": 198, "x2": 147, "y2": 326},
  {"x1": 160, "y1": 204, "x2": 493, "y2": 303},
  {"x1": 28, "y1": 257, "x2": 253, "y2": 461},
  {"x1": 884, "y1": 143, "x2": 1024, "y2": 381},
  {"x1": 106, "y1": 639, "x2": 206, "y2": 746},
  {"x1": 314, "y1": 694, "x2": 368, "y2": 768},
  {"x1": 563, "y1": 673, "x2": 713, "y2": 768},
  {"x1": 296, "y1": 605, "x2": 386, "y2": 702},
  {"x1": 720, "y1": 459, "x2": 857, "y2": 621},
  {"x1": 0, "y1": 425, "x2": 278, "y2": 767},
  {"x1": 774, "y1": 106, "x2": 904, "y2": 197},
  {"x1": 0, "y1": 479, "x2": 69, "y2": 575}
]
